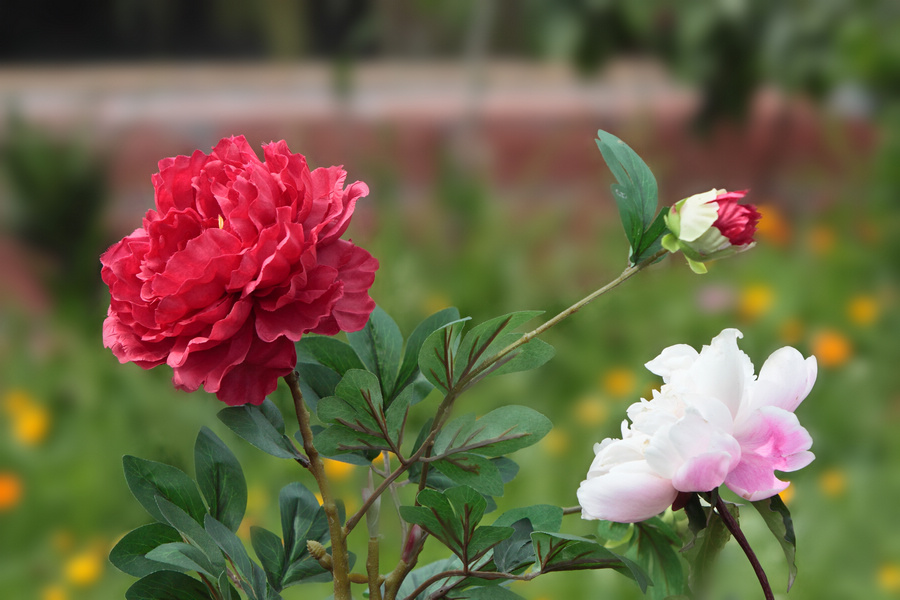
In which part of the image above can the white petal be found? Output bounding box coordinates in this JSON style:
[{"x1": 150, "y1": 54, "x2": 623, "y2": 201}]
[
  {"x1": 645, "y1": 344, "x2": 699, "y2": 382},
  {"x1": 750, "y1": 348, "x2": 817, "y2": 413},
  {"x1": 577, "y1": 461, "x2": 678, "y2": 523},
  {"x1": 688, "y1": 329, "x2": 752, "y2": 418},
  {"x1": 677, "y1": 190, "x2": 720, "y2": 242}
]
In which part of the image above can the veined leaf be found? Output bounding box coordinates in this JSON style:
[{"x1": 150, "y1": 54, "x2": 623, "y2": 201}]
[
  {"x1": 194, "y1": 427, "x2": 247, "y2": 533},
  {"x1": 531, "y1": 532, "x2": 650, "y2": 591},
  {"x1": 418, "y1": 318, "x2": 470, "y2": 393},
  {"x1": 438, "y1": 406, "x2": 551, "y2": 458},
  {"x1": 145, "y1": 542, "x2": 219, "y2": 580},
  {"x1": 432, "y1": 453, "x2": 504, "y2": 497},
  {"x1": 347, "y1": 306, "x2": 403, "y2": 399},
  {"x1": 109, "y1": 523, "x2": 187, "y2": 578},
  {"x1": 251, "y1": 526, "x2": 285, "y2": 591},
  {"x1": 122, "y1": 456, "x2": 207, "y2": 525},
  {"x1": 296, "y1": 336, "x2": 365, "y2": 376},
  {"x1": 217, "y1": 399, "x2": 301, "y2": 460},
  {"x1": 453, "y1": 312, "x2": 542, "y2": 386},
  {"x1": 397, "y1": 308, "x2": 461, "y2": 396},
  {"x1": 125, "y1": 571, "x2": 215, "y2": 600},
  {"x1": 154, "y1": 497, "x2": 226, "y2": 578},
  {"x1": 595, "y1": 130, "x2": 662, "y2": 265},
  {"x1": 630, "y1": 517, "x2": 687, "y2": 600}
]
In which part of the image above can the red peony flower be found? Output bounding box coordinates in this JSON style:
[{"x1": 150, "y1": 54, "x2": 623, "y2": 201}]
[
  {"x1": 101, "y1": 136, "x2": 378, "y2": 405},
  {"x1": 662, "y1": 188, "x2": 761, "y2": 273}
]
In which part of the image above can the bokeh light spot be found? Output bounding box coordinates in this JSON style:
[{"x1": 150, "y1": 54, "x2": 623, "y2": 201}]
[
  {"x1": 0, "y1": 472, "x2": 23, "y2": 511},
  {"x1": 811, "y1": 329, "x2": 852, "y2": 368}
]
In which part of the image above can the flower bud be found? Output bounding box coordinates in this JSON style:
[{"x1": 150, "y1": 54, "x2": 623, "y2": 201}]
[{"x1": 661, "y1": 189, "x2": 760, "y2": 273}]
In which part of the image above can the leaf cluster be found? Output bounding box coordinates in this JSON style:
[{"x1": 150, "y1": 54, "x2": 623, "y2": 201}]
[{"x1": 110, "y1": 427, "x2": 341, "y2": 599}]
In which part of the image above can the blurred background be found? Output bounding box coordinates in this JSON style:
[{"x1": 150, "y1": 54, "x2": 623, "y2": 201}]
[{"x1": 1, "y1": 1, "x2": 899, "y2": 598}]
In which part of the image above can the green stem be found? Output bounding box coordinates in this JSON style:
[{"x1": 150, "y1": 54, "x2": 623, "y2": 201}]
[
  {"x1": 285, "y1": 371, "x2": 352, "y2": 600},
  {"x1": 456, "y1": 248, "x2": 668, "y2": 390}
]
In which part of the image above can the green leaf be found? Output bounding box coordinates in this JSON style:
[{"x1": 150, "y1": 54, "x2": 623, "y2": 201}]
[
  {"x1": 491, "y1": 518, "x2": 534, "y2": 573},
  {"x1": 347, "y1": 306, "x2": 403, "y2": 399},
  {"x1": 439, "y1": 406, "x2": 552, "y2": 458},
  {"x1": 122, "y1": 456, "x2": 207, "y2": 525},
  {"x1": 432, "y1": 453, "x2": 505, "y2": 497},
  {"x1": 682, "y1": 502, "x2": 736, "y2": 595},
  {"x1": 631, "y1": 206, "x2": 670, "y2": 264},
  {"x1": 531, "y1": 532, "x2": 650, "y2": 591},
  {"x1": 458, "y1": 586, "x2": 525, "y2": 600},
  {"x1": 631, "y1": 518, "x2": 687, "y2": 600},
  {"x1": 312, "y1": 424, "x2": 387, "y2": 458},
  {"x1": 145, "y1": 542, "x2": 219, "y2": 579},
  {"x1": 317, "y1": 369, "x2": 384, "y2": 432},
  {"x1": 751, "y1": 494, "x2": 797, "y2": 591},
  {"x1": 296, "y1": 336, "x2": 365, "y2": 376},
  {"x1": 493, "y1": 505, "x2": 563, "y2": 534},
  {"x1": 595, "y1": 130, "x2": 660, "y2": 264},
  {"x1": 280, "y1": 482, "x2": 329, "y2": 570},
  {"x1": 109, "y1": 523, "x2": 187, "y2": 578},
  {"x1": 154, "y1": 497, "x2": 226, "y2": 577},
  {"x1": 400, "y1": 486, "x2": 489, "y2": 562},
  {"x1": 453, "y1": 311, "x2": 542, "y2": 386},
  {"x1": 125, "y1": 571, "x2": 215, "y2": 600},
  {"x1": 217, "y1": 399, "x2": 301, "y2": 460},
  {"x1": 294, "y1": 362, "x2": 343, "y2": 411},
  {"x1": 595, "y1": 520, "x2": 634, "y2": 548},
  {"x1": 395, "y1": 558, "x2": 462, "y2": 600},
  {"x1": 251, "y1": 526, "x2": 286, "y2": 591},
  {"x1": 204, "y1": 516, "x2": 256, "y2": 588},
  {"x1": 418, "y1": 318, "x2": 470, "y2": 393},
  {"x1": 397, "y1": 307, "x2": 461, "y2": 393},
  {"x1": 194, "y1": 427, "x2": 247, "y2": 533},
  {"x1": 487, "y1": 335, "x2": 555, "y2": 378}
]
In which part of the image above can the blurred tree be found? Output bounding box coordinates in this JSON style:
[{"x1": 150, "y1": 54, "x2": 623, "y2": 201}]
[{"x1": 0, "y1": 118, "x2": 108, "y2": 319}]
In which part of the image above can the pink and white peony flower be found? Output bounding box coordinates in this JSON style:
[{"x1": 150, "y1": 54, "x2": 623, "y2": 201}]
[{"x1": 578, "y1": 329, "x2": 816, "y2": 523}]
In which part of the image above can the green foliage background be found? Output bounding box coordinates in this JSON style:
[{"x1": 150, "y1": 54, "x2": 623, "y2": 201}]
[{"x1": 2, "y1": 2, "x2": 900, "y2": 598}]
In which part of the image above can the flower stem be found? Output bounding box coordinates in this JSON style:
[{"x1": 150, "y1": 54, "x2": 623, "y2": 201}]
[
  {"x1": 457, "y1": 248, "x2": 668, "y2": 389},
  {"x1": 715, "y1": 495, "x2": 774, "y2": 600},
  {"x1": 285, "y1": 371, "x2": 352, "y2": 600}
]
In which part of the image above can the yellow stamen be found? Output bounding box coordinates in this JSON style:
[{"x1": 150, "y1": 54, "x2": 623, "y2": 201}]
[{"x1": 218, "y1": 215, "x2": 225, "y2": 229}]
